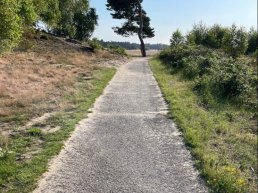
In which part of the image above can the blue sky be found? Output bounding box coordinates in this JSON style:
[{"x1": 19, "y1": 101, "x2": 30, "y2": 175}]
[{"x1": 90, "y1": 0, "x2": 257, "y2": 44}]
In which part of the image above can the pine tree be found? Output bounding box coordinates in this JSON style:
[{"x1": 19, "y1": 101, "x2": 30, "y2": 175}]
[
  {"x1": 106, "y1": 0, "x2": 155, "y2": 57},
  {"x1": 170, "y1": 29, "x2": 184, "y2": 47}
]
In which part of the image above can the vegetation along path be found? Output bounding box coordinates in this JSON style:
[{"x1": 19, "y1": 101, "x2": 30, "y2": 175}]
[{"x1": 34, "y1": 58, "x2": 208, "y2": 193}]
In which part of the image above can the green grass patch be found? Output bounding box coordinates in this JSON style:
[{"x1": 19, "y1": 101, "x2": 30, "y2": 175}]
[
  {"x1": 0, "y1": 67, "x2": 116, "y2": 192},
  {"x1": 27, "y1": 128, "x2": 42, "y2": 137},
  {"x1": 149, "y1": 58, "x2": 257, "y2": 193}
]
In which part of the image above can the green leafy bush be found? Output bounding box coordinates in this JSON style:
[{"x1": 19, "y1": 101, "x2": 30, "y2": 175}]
[
  {"x1": 19, "y1": 0, "x2": 37, "y2": 25},
  {"x1": 204, "y1": 24, "x2": 228, "y2": 49},
  {"x1": 89, "y1": 38, "x2": 102, "y2": 52},
  {"x1": 159, "y1": 45, "x2": 210, "y2": 68},
  {"x1": 27, "y1": 128, "x2": 42, "y2": 136},
  {"x1": 222, "y1": 24, "x2": 248, "y2": 58},
  {"x1": 0, "y1": 0, "x2": 22, "y2": 52},
  {"x1": 107, "y1": 44, "x2": 127, "y2": 56},
  {"x1": 246, "y1": 27, "x2": 258, "y2": 54},
  {"x1": 186, "y1": 22, "x2": 208, "y2": 45},
  {"x1": 181, "y1": 56, "x2": 205, "y2": 79},
  {"x1": 159, "y1": 45, "x2": 257, "y2": 108},
  {"x1": 196, "y1": 58, "x2": 256, "y2": 106},
  {"x1": 182, "y1": 23, "x2": 255, "y2": 57}
]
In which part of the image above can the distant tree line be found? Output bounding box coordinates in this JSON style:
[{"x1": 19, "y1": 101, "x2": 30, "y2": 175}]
[
  {"x1": 99, "y1": 40, "x2": 168, "y2": 50},
  {"x1": 170, "y1": 22, "x2": 258, "y2": 58},
  {"x1": 0, "y1": 0, "x2": 98, "y2": 52}
]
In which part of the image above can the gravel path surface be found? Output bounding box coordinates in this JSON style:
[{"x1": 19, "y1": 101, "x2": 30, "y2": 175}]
[{"x1": 34, "y1": 58, "x2": 208, "y2": 193}]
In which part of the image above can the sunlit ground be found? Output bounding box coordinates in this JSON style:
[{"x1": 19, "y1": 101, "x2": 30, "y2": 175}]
[{"x1": 126, "y1": 49, "x2": 160, "y2": 57}]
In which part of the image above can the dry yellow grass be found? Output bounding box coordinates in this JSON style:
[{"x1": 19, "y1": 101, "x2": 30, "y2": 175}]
[
  {"x1": 0, "y1": 35, "x2": 116, "y2": 137},
  {"x1": 0, "y1": 33, "x2": 126, "y2": 192},
  {"x1": 0, "y1": 52, "x2": 80, "y2": 116}
]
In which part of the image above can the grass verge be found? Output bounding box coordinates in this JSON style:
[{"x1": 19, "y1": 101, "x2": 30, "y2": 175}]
[
  {"x1": 149, "y1": 58, "x2": 257, "y2": 193},
  {"x1": 0, "y1": 67, "x2": 116, "y2": 193}
]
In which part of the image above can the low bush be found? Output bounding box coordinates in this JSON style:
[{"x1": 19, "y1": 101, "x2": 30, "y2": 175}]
[
  {"x1": 107, "y1": 44, "x2": 127, "y2": 56},
  {"x1": 159, "y1": 45, "x2": 257, "y2": 108},
  {"x1": 197, "y1": 58, "x2": 256, "y2": 105},
  {"x1": 27, "y1": 127, "x2": 42, "y2": 136},
  {"x1": 182, "y1": 22, "x2": 257, "y2": 57},
  {"x1": 159, "y1": 45, "x2": 210, "y2": 68},
  {"x1": 88, "y1": 38, "x2": 102, "y2": 52}
]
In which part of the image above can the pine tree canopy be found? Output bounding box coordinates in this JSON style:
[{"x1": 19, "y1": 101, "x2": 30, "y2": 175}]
[{"x1": 106, "y1": 0, "x2": 154, "y2": 39}]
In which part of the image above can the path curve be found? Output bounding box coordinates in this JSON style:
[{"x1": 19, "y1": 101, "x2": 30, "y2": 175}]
[{"x1": 34, "y1": 58, "x2": 208, "y2": 193}]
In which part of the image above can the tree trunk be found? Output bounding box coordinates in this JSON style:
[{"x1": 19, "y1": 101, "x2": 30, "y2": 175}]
[
  {"x1": 137, "y1": 0, "x2": 146, "y2": 57},
  {"x1": 138, "y1": 34, "x2": 146, "y2": 57}
]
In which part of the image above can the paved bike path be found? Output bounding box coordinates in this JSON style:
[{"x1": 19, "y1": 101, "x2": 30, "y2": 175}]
[{"x1": 34, "y1": 58, "x2": 208, "y2": 193}]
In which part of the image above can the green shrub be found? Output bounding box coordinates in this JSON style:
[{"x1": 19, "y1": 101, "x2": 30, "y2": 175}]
[
  {"x1": 19, "y1": 0, "x2": 37, "y2": 25},
  {"x1": 182, "y1": 23, "x2": 254, "y2": 57},
  {"x1": 246, "y1": 27, "x2": 258, "y2": 54},
  {"x1": 159, "y1": 45, "x2": 257, "y2": 108},
  {"x1": 181, "y1": 56, "x2": 205, "y2": 79},
  {"x1": 187, "y1": 22, "x2": 208, "y2": 45},
  {"x1": 0, "y1": 0, "x2": 22, "y2": 52},
  {"x1": 194, "y1": 75, "x2": 215, "y2": 106},
  {"x1": 209, "y1": 58, "x2": 256, "y2": 102},
  {"x1": 107, "y1": 44, "x2": 127, "y2": 56},
  {"x1": 204, "y1": 24, "x2": 228, "y2": 49},
  {"x1": 27, "y1": 128, "x2": 42, "y2": 136},
  {"x1": 89, "y1": 38, "x2": 102, "y2": 52},
  {"x1": 222, "y1": 24, "x2": 248, "y2": 58},
  {"x1": 159, "y1": 45, "x2": 210, "y2": 69}
]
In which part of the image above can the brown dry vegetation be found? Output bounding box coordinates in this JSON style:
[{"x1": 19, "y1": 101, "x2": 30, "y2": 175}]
[{"x1": 0, "y1": 33, "x2": 125, "y2": 140}]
